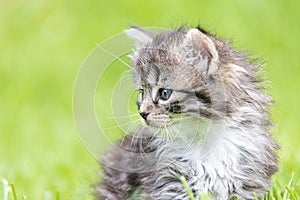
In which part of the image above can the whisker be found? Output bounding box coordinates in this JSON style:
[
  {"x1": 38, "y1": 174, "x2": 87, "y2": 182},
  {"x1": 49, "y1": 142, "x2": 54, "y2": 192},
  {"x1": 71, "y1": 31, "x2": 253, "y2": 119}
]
[
  {"x1": 166, "y1": 125, "x2": 175, "y2": 143},
  {"x1": 109, "y1": 113, "x2": 140, "y2": 120},
  {"x1": 121, "y1": 124, "x2": 142, "y2": 147},
  {"x1": 96, "y1": 45, "x2": 132, "y2": 69},
  {"x1": 170, "y1": 123, "x2": 195, "y2": 147},
  {"x1": 102, "y1": 119, "x2": 141, "y2": 131}
]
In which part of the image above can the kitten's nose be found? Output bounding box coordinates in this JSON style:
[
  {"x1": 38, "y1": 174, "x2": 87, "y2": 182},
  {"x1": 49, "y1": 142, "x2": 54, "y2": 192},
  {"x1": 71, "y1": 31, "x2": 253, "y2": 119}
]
[{"x1": 139, "y1": 112, "x2": 149, "y2": 120}]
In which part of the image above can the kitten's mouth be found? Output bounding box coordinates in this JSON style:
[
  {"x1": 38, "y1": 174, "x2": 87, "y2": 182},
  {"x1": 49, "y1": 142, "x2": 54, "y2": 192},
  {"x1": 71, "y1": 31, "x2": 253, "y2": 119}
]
[{"x1": 143, "y1": 113, "x2": 171, "y2": 127}]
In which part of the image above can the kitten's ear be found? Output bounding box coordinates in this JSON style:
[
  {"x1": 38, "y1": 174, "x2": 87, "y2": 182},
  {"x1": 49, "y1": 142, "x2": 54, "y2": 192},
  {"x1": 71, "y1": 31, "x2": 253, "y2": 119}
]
[
  {"x1": 187, "y1": 28, "x2": 219, "y2": 63},
  {"x1": 124, "y1": 26, "x2": 154, "y2": 47}
]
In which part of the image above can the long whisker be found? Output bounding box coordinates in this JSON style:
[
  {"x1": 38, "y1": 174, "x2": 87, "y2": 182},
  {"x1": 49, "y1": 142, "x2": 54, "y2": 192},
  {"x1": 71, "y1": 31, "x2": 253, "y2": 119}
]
[
  {"x1": 171, "y1": 115, "x2": 195, "y2": 122},
  {"x1": 102, "y1": 119, "x2": 141, "y2": 131},
  {"x1": 96, "y1": 45, "x2": 132, "y2": 69},
  {"x1": 109, "y1": 113, "x2": 140, "y2": 120},
  {"x1": 169, "y1": 121, "x2": 196, "y2": 147},
  {"x1": 167, "y1": 124, "x2": 175, "y2": 143},
  {"x1": 121, "y1": 124, "x2": 142, "y2": 147}
]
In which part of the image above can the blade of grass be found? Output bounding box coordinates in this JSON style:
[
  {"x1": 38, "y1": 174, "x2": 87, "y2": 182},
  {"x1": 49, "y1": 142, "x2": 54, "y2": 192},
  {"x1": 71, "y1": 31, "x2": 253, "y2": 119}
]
[
  {"x1": 2, "y1": 178, "x2": 9, "y2": 200},
  {"x1": 180, "y1": 176, "x2": 195, "y2": 200},
  {"x1": 272, "y1": 182, "x2": 281, "y2": 200},
  {"x1": 254, "y1": 193, "x2": 258, "y2": 200},
  {"x1": 283, "y1": 172, "x2": 294, "y2": 200},
  {"x1": 1, "y1": 179, "x2": 18, "y2": 200},
  {"x1": 9, "y1": 183, "x2": 17, "y2": 200},
  {"x1": 201, "y1": 193, "x2": 210, "y2": 200},
  {"x1": 285, "y1": 185, "x2": 297, "y2": 200}
]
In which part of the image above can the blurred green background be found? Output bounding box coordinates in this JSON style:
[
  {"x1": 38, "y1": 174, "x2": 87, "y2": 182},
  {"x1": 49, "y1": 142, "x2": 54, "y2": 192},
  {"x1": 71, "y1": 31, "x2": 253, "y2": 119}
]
[{"x1": 1, "y1": 0, "x2": 299, "y2": 199}]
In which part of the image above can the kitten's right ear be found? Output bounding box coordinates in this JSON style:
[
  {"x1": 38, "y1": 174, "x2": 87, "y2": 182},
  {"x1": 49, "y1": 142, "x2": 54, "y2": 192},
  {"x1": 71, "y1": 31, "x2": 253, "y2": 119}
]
[
  {"x1": 186, "y1": 28, "x2": 219, "y2": 63},
  {"x1": 124, "y1": 26, "x2": 154, "y2": 47},
  {"x1": 186, "y1": 28, "x2": 219, "y2": 75}
]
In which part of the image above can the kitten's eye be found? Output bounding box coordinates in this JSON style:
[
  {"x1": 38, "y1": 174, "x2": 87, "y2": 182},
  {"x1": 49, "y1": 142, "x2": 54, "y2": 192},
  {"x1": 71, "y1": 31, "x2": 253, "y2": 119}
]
[{"x1": 158, "y1": 88, "x2": 172, "y2": 101}]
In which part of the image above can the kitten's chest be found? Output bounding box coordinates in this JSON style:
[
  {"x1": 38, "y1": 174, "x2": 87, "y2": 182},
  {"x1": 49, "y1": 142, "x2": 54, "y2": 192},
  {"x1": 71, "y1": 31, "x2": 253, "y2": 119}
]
[{"x1": 151, "y1": 126, "x2": 239, "y2": 179}]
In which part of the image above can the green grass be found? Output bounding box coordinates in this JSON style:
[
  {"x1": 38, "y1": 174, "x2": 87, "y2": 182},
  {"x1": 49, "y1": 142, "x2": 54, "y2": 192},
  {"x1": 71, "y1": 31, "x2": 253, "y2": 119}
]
[
  {"x1": 179, "y1": 175, "x2": 299, "y2": 200},
  {"x1": 1, "y1": 0, "x2": 300, "y2": 199},
  {"x1": 2, "y1": 174, "x2": 298, "y2": 199}
]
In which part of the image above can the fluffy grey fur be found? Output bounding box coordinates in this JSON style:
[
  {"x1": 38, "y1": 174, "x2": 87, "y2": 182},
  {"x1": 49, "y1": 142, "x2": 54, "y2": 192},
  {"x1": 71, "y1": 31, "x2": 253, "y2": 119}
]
[{"x1": 94, "y1": 26, "x2": 279, "y2": 200}]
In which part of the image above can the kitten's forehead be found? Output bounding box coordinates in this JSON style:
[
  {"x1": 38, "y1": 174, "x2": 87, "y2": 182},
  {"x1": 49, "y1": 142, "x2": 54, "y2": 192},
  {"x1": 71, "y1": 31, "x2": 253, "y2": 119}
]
[
  {"x1": 134, "y1": 63, "x2": 202, "y2": 90},
  {"x1": 133, "y1": 28, "x2": 186, "y2": 66},
  {"x1": 131, "y1": 28, "x2": 212, "y2": 90}
]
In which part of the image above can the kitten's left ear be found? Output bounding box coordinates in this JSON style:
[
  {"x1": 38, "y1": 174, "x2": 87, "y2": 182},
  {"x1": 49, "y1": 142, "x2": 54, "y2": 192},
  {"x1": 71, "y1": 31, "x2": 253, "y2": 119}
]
[
  {"x1": 124, "y1": 26, "x2": 154, "y2": 47},
  {"x1": 187, "y1": 28, "x2": 219, "y2": 63}
]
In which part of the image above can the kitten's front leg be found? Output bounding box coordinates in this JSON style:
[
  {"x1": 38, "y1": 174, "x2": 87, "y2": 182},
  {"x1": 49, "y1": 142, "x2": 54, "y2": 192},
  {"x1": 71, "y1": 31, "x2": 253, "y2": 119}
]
[
  {"x1": 143, "y1": 178, "x2": 191, "y2": 200},
  {"x1": 95, "y1": 134, "x2": 157, "y2": 200},
  {"x1": 94, "y1": 149, "x2": 139, "y2": 200}
]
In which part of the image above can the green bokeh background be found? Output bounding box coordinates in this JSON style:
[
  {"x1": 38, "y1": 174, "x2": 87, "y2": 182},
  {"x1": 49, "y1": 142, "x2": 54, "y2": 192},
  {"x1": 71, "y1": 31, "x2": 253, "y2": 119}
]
[{"x1": 1, "y1": 0, "x2": 299, "y2": 199}]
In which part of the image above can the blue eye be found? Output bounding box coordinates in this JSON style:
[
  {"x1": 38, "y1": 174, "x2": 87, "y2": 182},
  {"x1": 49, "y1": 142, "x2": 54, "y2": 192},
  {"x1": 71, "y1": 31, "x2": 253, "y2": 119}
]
[{"x1": 159, "y1": 88, "x2": 172, "y2": 101}]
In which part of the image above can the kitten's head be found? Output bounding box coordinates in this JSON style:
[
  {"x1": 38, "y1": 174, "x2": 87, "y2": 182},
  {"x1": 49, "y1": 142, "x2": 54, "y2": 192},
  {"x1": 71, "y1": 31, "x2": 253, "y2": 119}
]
[{"x1": 125, "y1": 26, "x2": 265, "y2": 131}]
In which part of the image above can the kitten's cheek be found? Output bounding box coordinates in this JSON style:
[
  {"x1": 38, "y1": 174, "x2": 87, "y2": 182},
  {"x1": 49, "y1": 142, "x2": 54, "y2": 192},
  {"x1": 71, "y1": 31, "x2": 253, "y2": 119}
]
[{"x1": 140, "y1": 117, "x2": 148, "y2": 126}]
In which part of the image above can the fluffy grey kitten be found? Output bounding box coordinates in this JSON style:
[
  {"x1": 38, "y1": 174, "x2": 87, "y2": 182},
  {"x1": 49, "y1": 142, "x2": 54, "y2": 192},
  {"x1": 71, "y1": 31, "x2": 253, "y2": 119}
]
[{"x1": 94, "y1": 26, "x2": 279, "y2": 200}]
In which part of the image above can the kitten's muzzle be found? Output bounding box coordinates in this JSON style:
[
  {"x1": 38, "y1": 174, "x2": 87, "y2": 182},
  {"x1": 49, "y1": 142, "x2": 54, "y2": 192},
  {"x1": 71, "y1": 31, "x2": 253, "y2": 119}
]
[{"x1": 140, "y1": 112, "x2": 149, "y2": 120}]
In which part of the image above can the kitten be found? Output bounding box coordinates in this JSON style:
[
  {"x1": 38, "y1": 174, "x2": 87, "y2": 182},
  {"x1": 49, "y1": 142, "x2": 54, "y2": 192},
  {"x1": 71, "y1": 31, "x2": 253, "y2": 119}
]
[{"x1": 94, "y1": 26, "x2": 279, "y2": 200}]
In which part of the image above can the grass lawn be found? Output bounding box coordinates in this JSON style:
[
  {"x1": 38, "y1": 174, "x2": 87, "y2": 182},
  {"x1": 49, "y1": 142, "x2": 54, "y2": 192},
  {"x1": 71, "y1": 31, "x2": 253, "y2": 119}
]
[{"x1": 1, "y1": 0, "x2": 299, "y2": 199}]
